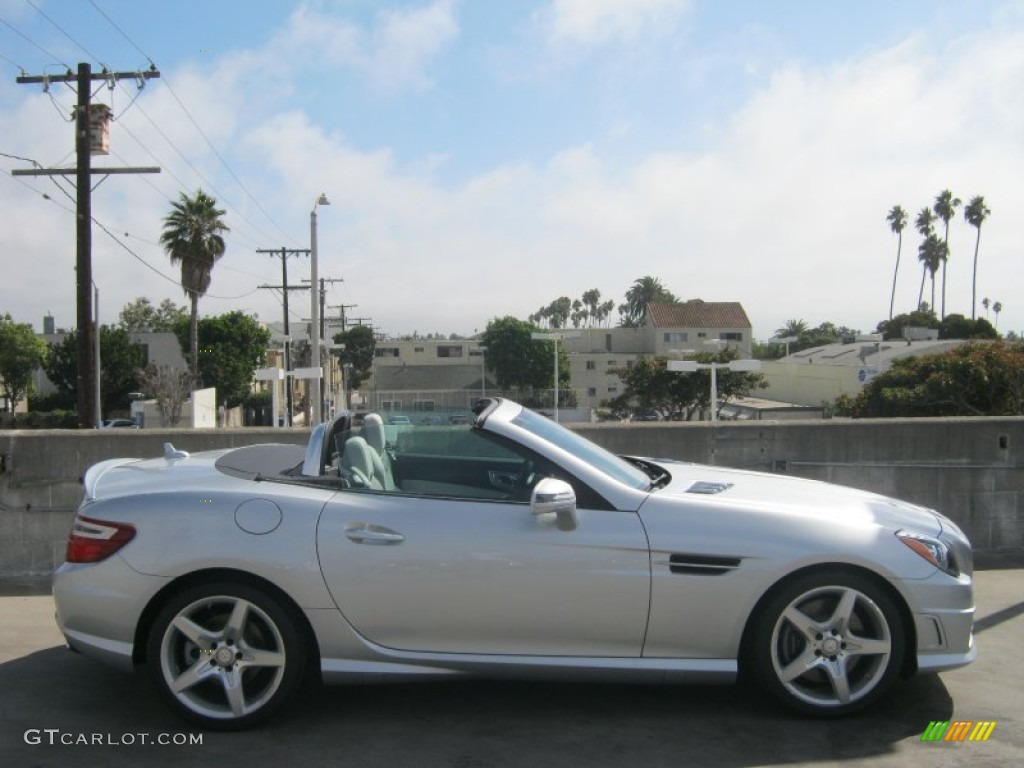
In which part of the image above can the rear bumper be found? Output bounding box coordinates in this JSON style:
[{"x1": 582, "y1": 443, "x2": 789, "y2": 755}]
[{"x1": 53, "y1": 556, "x2": 169, "y2": 671}]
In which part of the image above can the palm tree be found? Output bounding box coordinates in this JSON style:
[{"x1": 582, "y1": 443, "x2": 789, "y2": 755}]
[
  {"x1": 918, "y1": 234, "x2": 945, "y2": 313},
  {"x1": 982, "y1": 297, "x2": 991, "y2": 319},
  {"x1": 886, "y1": 205, "x2": 908, "y2": 320},
  {"x1": 620, "y1": 276, "x2": 678, "y2": 327},
  {"x1": 932, "y1": 189, "x2": 961, "y2": 320},
  {"x1": 914, "y1": 208, "x2": 936, "y2": 309},
  {"x1": 774, "y1": 319, "x2": 808, "y2": 339},
  {"x1": 993, "y1": 301, "x2": 1002, "y2": 329},
  {"x1": 964, "y1": 195, "x2": 991, "y2": 320},
  {"x1": 160, "y1": 189, "x2": 229, "y2": 379}
]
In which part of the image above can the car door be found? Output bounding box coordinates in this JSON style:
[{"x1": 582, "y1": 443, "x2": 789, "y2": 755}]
[{"x1": 316, "y1": 426, "x2": 651, "y2": 657}]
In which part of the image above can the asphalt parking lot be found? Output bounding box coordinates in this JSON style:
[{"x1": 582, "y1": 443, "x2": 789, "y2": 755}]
[{"x1": 1, "y1": 563, "x2": 1021, "y2": 768}]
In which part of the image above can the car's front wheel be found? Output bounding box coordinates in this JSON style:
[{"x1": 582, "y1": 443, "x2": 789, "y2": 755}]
[
  {"x1": 147, "y1": 581, "x2": 307, "y2": 730},
  {"x1": 749, "y1": 571, "x2": 906, "y2": 715}
]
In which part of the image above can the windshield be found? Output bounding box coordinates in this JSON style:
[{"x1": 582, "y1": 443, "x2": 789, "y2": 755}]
[{"x1": 509, "y1": 408, "x2": 652, "y2": 491}]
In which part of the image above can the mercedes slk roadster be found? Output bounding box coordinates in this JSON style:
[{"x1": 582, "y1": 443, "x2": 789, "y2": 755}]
[{"x1": 54, "y1": 398, "x2": 974, "y2": 729}]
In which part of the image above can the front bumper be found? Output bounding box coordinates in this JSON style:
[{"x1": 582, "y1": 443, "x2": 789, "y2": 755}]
[{"x1": 906, "y1": 570, "x2": 975, "y2": 674}]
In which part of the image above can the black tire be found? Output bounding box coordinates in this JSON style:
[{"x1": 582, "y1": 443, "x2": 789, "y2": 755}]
[
  {"x1": 147, "y1": 581, "x2": 307, "y2": 730},
  {"x1": 748, "y1": 570, "x2": 906, "y2": 716}
]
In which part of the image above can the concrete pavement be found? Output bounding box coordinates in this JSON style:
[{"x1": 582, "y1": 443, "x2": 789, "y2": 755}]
[{"x1": 0, "y1": 567, "x2": 1021, "y2": 768}]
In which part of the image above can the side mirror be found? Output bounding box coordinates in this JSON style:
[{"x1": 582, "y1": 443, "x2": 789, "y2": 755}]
[{"x1": 531, "y1": 477, "x2": 578, "y2": 531}]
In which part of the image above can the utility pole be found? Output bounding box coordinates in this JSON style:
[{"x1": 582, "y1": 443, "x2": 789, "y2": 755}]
[
  {"x1": 14, "y1": 63, "x2": 160, "y2": 428},
  {"x1": 328, "y1": 303, "x2": 357, "y2": 333},
  {"x1": 257, "y1": 248, "x2": 310, "y2": 426},
  {"x1": 300, "y1": 277, "x2": 343, "y2": 420}
]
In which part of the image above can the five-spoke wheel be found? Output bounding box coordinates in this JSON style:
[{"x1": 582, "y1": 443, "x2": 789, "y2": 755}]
[
  {"x1": 147, "y1": 581, "x2": 306, "y2": 729},
  {"x1": 750, "y1": 571, "x2": 905, "y2": 715}
]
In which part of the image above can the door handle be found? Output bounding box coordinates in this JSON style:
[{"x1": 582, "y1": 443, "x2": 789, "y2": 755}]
[{"x1": 344, "y1": 523, "x2": 405, "y2": 545}]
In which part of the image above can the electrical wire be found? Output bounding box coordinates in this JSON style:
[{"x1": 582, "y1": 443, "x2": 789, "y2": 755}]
[
  {"x1": 2, "y1": 164, "x2": 263, "y2": 302},
  {"x1": 25, "y1": 0, "x2": 106, "y2": 69},
  {"x1": 0, "y1": 14, "x2": 69, "y2": 68},
  {"x1": 86, "y1": 0, "x2": 154, "y2": 68},
  {"x1": 116, "y1": 85, "x2": 284, "y2": 249},
  {"x1": 0, "y1": 49, "x2": 25, "y2": 73},
  {"x1": 86, "y1": 0, "x2": 300, "y2": 246}
]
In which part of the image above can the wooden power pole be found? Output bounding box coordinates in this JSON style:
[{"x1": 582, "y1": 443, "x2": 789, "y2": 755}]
[{"x1": 14, "y1": 62, "x2": 160, "y2": 427}]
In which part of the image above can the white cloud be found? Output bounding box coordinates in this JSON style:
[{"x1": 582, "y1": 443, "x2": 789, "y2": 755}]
[
  {"x1": 538, "y1": 0, "x2": 692, "y2": 46},
  {"x1": 270, "y1": 0, "x2": 458, "y2": 90}
]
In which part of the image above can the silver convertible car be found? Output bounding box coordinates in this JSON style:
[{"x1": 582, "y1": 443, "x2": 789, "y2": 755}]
[{"x1": 54, "y1": 398, "x2": 975, "y2": 729}]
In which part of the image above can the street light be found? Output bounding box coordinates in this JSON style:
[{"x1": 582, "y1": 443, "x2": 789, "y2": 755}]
[
  {"x1": 668, "y1": 358, "x2": 762, "y2": 422},
  {"x1": 530, "y1": 331, "x2": 580, "y2": 423},
  {"x1": 310, "y1": 192, "x2": 330, "y2": 426}
]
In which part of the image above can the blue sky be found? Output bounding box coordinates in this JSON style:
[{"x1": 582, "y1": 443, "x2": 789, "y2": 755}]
[{"x1": 2, "y1": 0, "x2": 1022, "y2": 339}]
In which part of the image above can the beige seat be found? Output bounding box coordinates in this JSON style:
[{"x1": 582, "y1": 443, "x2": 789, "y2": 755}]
[
  {"x1": 362, "y1": 414, "x2": 396, "y2": 490},
  {"x1": 341, "y1": 436, "x2": 383, "y2": 490}
]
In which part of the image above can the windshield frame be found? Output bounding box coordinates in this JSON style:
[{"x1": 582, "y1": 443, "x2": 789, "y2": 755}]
[{"x1": 507, "y1": 408, "x2": 652, "y2": 491}]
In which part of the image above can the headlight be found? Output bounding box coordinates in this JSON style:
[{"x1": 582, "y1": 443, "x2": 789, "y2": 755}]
[{"x1": 896, "y1": 530, "x2": 959, "y2": 577}]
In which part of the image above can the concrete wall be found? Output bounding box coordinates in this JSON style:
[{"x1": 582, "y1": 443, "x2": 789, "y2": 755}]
[{"x1": 1, "y1": 417, "x2": 1021, "y2": 576}]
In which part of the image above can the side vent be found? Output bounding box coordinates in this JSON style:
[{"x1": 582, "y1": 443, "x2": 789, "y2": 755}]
[
  {"x1": 686, "y1": 481, "x2": 733, "y2": 495},
  {"x1": 669, "y1": 553, "x2": 742, "y2": 575}
]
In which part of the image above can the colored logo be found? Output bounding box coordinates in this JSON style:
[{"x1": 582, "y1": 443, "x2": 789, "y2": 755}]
[{"x1": 921, "y1": 720, "x2": 996, "y2": 742}]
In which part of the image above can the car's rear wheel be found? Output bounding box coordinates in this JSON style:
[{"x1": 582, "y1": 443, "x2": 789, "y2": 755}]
[
  {"x1": 749, "y1": 571, "x2": 906, "y2": 715},
  {"x1": 147, "y1": 581, "x2": 306, "y2": 730}
]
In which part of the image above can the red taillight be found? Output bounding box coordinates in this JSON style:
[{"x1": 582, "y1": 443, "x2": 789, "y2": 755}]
[{"x1": 66, "y1": 516, "x2": 136, "y2": 563}]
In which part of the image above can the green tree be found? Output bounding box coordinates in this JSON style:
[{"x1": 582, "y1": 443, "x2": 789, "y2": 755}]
[
  {"x1": 993, "y1": 301, "x2": 1003, "y2": 328},
  {"x1": 610, "y1": 349, "x2": 766, "y2": 421},
  {"x1": 172, "y1": 311, "x2": 270, "y2": 407},
  {"x1": 838, "y1": 341, "x2": 1024, "y2": 417},
  {"x1": 43, "y1": 327, "x2": 146, "y2": 415},
  {"x1": 964, "y1": 196, "x2": 991, "y2": 320},
  {"x1": 886, "y1": 205, "x2": 908, "y2": 320},
  {"x1": 118, "y1": 297, "x2": 189, "y2": 333},
  {"x1": 481, "y1": 316, "x2": 567, "y2": 391},
  {"x1": 0, "y1": 314, "x2": 46, "y2": 414},
  {"x1": 875, "y1": 309, "x2": 939, "y2": 341},
  {"x1": 938, "y1": 314, "x2": 998, "y2": 340},
  {"x1": 932, "y1": 189, "x2": 961, "y2": 320},
  {"x1": 160, "y1": 189, "x2": 229, "y2": 379},
  {"x1": 618, "y1": 276, "x2": 678, "y2": 327},
  {"x1": 333, "y1": 324, "x2": 376, "y2": 392}
]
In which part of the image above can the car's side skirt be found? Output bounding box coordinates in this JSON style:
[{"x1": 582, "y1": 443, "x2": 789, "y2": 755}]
[{"x1": 320, "y1": 653, "x2": 736, "y2": 685}]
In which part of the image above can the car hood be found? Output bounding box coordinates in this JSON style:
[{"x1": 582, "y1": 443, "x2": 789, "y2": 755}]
[{"x1": 646, "y1": 459, "x2": 943, "y2": 536}]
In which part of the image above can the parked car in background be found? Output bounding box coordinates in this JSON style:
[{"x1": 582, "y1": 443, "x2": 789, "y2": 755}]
[
  {"x1": 55, "y1": 398, "x2": 974, "y2": 729},
  {"x1": 98, "y1": 418, "x2": 138, "y2": 429}
]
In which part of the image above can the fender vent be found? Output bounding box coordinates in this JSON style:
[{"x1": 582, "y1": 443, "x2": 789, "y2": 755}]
[
  {"x1": 686, "y1": 481, "x2": 733, "y2": 495},
  {"x1": 669, "y1": 553, "x2": 741, "y2": 575}
]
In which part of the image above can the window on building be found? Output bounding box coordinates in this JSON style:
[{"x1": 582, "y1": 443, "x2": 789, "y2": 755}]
[
  {"x1": 412, "y1": 400, "x2": 435, "y2": 411},
  {"x1": 663, "y1": 332, "x2": 688, "y2": 343},
  {"x1": 586, "y1": 361, "x2": 596, "y2": 370},
  {"x1": 607, "y1": 360, "x2": 617, "y2": 367},
  {"x1": 381, "y1": 400, "x2": 402, "y2": 410},
  {"x1": 697, "y1": 332, "x2": 707, "y2": 339},
  {"x1": 720, "y1": 332, "x2": 743, "y2": 341},
  {"x1": 587, "y1": 387, "x2": 597, "y2": 397},
  {"x1": 375, "y1": 348, "x2": 400, "y2": 358},
  {"x1": 414, "y1": 346, "x2": 424, "y2": 353},
  {"x1": 608, "y1": 386, "x2": 618, "y2": 394},
  {"x1": 437, "y1": 345, "x2": 464, "y2": 358},
  {"x1": 626, "y1": 360, "x2": 635, "y2": 369}
]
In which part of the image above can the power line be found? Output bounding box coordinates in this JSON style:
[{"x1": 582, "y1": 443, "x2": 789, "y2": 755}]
[
  {"x1": 25, "y1": 0, "x2": 105, "y2": 68},
  {"x1": 86, "y1": 0, "x2": 154, "y2": 67},
  {"x1": 0, "y1": 14, "x2": 69, "y2": 68},
  {"x1": 0, "y1": 49, "x2": 25, "y2": 73},
  {"x1": 83, "y1": 0, "x2": 299, "y2": 246}
]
